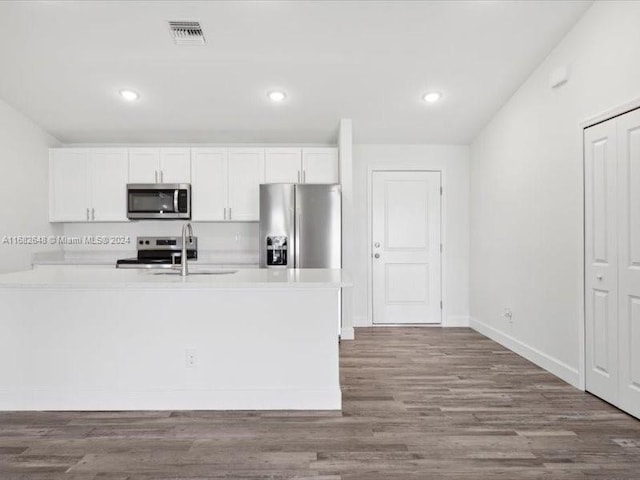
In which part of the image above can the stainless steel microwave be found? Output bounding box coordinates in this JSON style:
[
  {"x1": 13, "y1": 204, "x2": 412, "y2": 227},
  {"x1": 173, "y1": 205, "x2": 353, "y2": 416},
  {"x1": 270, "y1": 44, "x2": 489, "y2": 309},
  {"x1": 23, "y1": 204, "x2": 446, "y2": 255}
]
[{"x1": 127, "y1": 184, "x2": 191, "y2": 220}]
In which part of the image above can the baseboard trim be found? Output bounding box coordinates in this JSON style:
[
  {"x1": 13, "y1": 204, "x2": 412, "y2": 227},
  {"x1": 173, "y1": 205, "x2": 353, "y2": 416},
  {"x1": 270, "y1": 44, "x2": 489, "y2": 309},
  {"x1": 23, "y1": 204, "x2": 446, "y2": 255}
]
[
  {"x1": 0, "y1": 387, "x2": 342, "y2": 411},
  {"x1": 341, "y1": 326, "x2": 355, "y2": 340},
  {"x1": 470, "y1": 317, "x2": 580, "y2": 388},
  {"x1": 443, "y1": 315, "x2": 470, "y2": 327}
]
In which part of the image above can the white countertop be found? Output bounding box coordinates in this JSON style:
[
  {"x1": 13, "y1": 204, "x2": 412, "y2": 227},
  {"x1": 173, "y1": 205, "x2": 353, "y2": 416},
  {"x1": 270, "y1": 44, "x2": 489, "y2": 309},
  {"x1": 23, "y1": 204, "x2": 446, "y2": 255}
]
[{"x1": 0, "y1": 266, "x2": 351, "y2": 289}]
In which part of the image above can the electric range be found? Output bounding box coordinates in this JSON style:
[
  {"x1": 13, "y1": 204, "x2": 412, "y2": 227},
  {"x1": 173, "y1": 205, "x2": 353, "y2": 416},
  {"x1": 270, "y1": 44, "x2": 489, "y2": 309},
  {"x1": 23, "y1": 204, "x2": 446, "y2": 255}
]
[{"x1": 116, "y1": 236, "x2": 197, "y2": 269}]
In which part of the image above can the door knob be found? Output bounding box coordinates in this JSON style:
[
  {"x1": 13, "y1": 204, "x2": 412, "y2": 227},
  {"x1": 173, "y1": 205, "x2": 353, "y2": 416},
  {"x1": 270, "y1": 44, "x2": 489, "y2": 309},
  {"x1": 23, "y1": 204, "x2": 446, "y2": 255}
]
[
  {"x1": 374, "y1": 242, "x2": 380, "y2": 248},
  {"x1": 596, "y1": 274, "x2": 603, "y2": 280},
  {"x1": 374, "y1": 253, "x2": 380, "y2": 259}
]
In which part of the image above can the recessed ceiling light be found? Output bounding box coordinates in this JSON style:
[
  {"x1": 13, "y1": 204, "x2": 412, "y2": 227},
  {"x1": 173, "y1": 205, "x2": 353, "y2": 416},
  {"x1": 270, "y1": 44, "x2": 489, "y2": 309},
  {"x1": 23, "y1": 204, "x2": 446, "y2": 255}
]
[
  {"x1": 422, "y1": 92, "x2": 442, "y2": 103},
  {"x1": 268, "y1": 91, "x2": 287, "y2": 102},
  {"x1": 119, "y1": 89, "x2": 140, "y2": 101}
]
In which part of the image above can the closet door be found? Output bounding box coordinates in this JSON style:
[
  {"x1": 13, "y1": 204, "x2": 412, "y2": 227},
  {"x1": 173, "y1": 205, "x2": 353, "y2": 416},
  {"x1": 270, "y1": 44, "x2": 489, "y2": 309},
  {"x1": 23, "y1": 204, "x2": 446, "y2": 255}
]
[
  {"x1": 617, "y1": 109, "x2": 640, "y2": 419},
  {"x1": 584, "y1": 119, "x2": 619, "y2": 405}
]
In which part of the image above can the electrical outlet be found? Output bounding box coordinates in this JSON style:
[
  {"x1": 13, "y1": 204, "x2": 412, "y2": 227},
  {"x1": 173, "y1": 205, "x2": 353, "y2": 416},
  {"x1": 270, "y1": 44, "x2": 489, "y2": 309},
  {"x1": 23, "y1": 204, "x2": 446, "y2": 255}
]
[
  {"x1": 185, "y1": 348, "x2": 197, "y2": 368},
  {"x1": 504, "y1": 308, "x2": 513, "y2": 325}
]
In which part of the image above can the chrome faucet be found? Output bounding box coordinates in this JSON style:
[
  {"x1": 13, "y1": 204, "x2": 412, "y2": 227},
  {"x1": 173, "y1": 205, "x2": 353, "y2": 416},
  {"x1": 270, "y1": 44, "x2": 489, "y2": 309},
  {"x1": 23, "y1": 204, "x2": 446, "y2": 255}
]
[{"x1": 179, "y1": 222, "x2": 194, "y2": 277}]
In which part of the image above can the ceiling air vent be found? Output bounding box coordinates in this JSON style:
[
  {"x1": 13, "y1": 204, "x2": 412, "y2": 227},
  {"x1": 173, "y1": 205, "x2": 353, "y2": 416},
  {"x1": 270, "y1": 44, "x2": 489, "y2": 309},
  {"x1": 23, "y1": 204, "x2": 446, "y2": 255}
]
[{"x1": 168, "y1": 21, "x2": 206, "y2": 46}]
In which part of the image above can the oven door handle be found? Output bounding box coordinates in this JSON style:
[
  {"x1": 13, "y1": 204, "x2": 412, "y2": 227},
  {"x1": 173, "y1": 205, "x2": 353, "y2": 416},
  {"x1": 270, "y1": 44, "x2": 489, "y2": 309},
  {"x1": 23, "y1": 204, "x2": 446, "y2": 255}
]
[{"x1": 173, "y1": 190, "x2": 179, "y2": 213}]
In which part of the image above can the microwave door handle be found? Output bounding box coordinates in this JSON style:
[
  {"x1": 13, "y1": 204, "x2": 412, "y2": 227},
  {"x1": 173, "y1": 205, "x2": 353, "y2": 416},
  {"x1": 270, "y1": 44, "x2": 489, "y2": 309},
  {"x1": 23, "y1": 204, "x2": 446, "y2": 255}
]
[{"x1": 173, "y1": 190, "x2": 179, "y2": 213}]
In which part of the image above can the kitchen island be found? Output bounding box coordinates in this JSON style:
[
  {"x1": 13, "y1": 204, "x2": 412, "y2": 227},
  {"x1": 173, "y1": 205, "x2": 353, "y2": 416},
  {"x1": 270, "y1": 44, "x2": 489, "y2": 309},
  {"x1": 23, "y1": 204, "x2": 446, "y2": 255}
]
[{"x1": 0, "y1": 267, "x2": 350, "y2": 411}]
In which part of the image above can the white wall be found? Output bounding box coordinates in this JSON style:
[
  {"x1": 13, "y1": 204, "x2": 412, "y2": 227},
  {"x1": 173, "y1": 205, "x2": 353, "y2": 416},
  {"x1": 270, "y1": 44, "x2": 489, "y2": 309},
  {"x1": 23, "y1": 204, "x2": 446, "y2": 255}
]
[
  {"x1": 469, "y1": 0, "x2": 640, "y2": 387},
  {"x1": 0, "y1": 97, "x2": 61, "y2": 273},
  {"x1": 352, "y1": 144, "x2": 470, "y2": 327}
]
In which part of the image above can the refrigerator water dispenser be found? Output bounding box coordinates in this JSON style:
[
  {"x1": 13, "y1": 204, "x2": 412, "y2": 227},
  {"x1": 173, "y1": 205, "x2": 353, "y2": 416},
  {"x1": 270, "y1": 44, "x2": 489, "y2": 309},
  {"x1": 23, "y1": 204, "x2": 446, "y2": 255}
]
[{"x1": 266, "y1": 236, "x2": 288, "y2": 266}]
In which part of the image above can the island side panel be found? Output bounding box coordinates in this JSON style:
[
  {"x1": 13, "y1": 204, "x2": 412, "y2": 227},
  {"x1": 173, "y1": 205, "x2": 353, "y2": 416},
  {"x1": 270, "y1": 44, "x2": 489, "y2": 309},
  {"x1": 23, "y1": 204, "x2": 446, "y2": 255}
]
[{"x1": 0, "y1": 287, "x2": 341, "y2": 410}]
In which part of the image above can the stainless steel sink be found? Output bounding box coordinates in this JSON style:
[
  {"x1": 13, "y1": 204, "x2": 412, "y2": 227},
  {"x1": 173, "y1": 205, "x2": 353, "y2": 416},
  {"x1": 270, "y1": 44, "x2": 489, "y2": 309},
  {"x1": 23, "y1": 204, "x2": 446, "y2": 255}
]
[{"x1": 149, "y1": 269, "x2": 238, "y2": 276}]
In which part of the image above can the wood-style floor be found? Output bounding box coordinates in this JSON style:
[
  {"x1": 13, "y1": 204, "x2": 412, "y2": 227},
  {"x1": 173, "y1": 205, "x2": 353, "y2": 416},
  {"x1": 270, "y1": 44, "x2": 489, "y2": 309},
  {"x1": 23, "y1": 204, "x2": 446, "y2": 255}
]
[{"x1": 0, "y1": 327, "x2": 639, "y2": 479}]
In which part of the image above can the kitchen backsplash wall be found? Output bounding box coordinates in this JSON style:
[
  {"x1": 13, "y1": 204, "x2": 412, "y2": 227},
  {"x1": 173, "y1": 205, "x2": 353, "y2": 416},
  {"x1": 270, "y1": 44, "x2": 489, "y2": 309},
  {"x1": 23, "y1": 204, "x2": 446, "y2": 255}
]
[{"x1": 62, "y1": 221, "x2": 258, "y2": 255}]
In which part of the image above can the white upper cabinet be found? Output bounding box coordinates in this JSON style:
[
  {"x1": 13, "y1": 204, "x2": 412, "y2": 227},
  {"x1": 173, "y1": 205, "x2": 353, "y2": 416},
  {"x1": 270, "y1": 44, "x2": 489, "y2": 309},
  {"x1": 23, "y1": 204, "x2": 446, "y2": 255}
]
[
  {"x1": 264, "y1": 147, "x2": 339, "y2": 184},
  {"x1": 129, "y1": 148, "x2": 191, "y2": 184},
  {"x1": 50, "y1": 149, "x2": 90, "y2": 222},
  {"x1": 159, "y1": 148, "x2": 191, "y2": 183},
  {"x1": 191, "y1": 148, "x2": 228, "y2": 221},
  {"x1": 50, "y1": 145, "x2": 336, "y2": 223},
  {"x1": 228, "y1": 148, "x2": 265, "y2": 221},
  {"x1": 50, "y1": 148, "x2": 128, "y2": 222},
  {"x1": 302, "y1": 147, "x2": 339, "y2": 184},
  {"x1": 264, "y1": 148, "x2": 302, "y2": 183},
  {"x1": 89, "y1": 149, "x2": 129, "y2": 221},
  {"x1": 128, "y1": 148, "x2": 159, "y2": 183},
  {"x1": 191, "y1": 147, "x2": 264, "y2": 222}
]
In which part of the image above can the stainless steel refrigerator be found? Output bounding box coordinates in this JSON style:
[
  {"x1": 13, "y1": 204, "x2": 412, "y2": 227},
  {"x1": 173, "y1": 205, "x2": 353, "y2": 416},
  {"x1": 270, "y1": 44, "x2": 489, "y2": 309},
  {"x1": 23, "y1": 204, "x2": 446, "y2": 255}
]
[{"x1": 259, "y1": 184, "x2": 341, "y2": 268}]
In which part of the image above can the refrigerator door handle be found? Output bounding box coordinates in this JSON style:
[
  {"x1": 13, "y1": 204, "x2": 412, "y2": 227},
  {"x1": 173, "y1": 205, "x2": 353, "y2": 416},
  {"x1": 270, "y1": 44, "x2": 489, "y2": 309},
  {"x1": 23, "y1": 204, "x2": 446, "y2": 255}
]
[{"x1": 295, "y1": 211, "x2": 301, "y2": 267}]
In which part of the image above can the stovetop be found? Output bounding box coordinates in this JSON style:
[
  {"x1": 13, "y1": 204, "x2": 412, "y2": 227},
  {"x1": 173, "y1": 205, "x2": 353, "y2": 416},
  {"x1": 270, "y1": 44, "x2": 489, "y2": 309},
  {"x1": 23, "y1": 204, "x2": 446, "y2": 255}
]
[{"x1": 116, "y1": 236, "x2": 197, "y2": 269}]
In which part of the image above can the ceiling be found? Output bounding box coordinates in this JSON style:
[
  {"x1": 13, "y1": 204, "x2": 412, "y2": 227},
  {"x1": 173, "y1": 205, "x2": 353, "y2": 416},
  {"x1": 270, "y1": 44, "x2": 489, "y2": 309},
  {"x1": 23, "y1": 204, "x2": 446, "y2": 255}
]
[{"x1": 0, "y1": 1, "x2": 592, "y2": 145}]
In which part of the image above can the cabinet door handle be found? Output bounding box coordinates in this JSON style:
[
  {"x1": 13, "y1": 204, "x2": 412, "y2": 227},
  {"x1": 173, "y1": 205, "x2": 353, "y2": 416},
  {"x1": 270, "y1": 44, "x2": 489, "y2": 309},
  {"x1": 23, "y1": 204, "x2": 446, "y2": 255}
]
[
  {"x1": 223, "y1": 207, "x2": 226, "y2": 220},
  {"x1": 154, "y1": 170, "x2": 158, "y2": 183},
  {"x1": 160, "y1": 170, "x2": 164, "y2": 183},
  {"x1": 229, "y1": 207, "x2": 232, "y2": 220},
  {"x1": 303, "y1": 170, "x2": 306, "y2": 183},
  {"x1": 86, "y1": 208, "x2": 90, "y2": 221},
  {"x1": 91, "y1": 208, "x2": 95, "y2": 221}
]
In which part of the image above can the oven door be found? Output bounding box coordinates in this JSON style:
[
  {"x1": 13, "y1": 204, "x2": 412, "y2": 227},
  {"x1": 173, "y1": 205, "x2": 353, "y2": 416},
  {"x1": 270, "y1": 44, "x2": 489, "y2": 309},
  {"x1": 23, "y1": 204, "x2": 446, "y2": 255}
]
[{"x1": 127, "y1": 184, "x2": 191, "y2": 219}]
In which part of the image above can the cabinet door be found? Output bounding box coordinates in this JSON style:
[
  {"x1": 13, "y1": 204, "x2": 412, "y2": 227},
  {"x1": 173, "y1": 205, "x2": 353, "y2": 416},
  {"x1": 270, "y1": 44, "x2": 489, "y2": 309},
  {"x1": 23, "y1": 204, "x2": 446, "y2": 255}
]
[
  {"x1": 129, "y1": 148, "x2": 159, "y2": 183},
  {"x1": 265, "y1": 148, "x2": 301, "y2": 183},
  {"x1": 227, "y1": 148, "x2": 264, "y2": 221},
  {"x1": 49, "y1": 149, "x2": 90, "y2": 222},
  {"x1": 191, "y1": 148, "x2": 228, "y2": 221},
  {"x1": 89, "y1": 149, "x2": 129, "y2": 222},
  {"x1": 159, "y1": 148, "x2": 191, "y2": 184},
  {"x1": 302, "y1": 147, "x2": 339, "y2": 184}
]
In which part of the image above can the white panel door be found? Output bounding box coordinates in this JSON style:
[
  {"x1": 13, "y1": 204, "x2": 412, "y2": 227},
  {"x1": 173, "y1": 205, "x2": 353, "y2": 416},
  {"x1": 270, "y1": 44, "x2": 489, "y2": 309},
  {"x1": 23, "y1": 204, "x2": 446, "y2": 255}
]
[
  {"x1": 617, "y1": 109, "x2": 640, "y2": 418},
  {"x1": 89, "y1": 149, "x2": 129, "y2": 222},
  {"x1": 227, "y1": 148, "x2": 265, "y2": 221},
  {"x1": 265, "y1": 148, "x2": 302, "y2": 183},
  {"x1": 49, "y1": 149, "x2": 89, "y2": 222},
  {"x1": 129, "y1": 148, "x2": 159, "y2": 183},
  {"x1": 159, "y1": 148, "x2": 191, "y2": 184},
  {"x1": 585, "y1": 119, "x2": 619, "y2": 405},
  {"x1": 372, "y1": 171, "x2": 441, "y2": 324},
  {"x1": 191, "y1": 148, "x2": 228, "y2": 221},
  {"x1": 302, "y1": 147, "x2": 339, "y2": 184}
]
